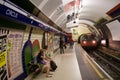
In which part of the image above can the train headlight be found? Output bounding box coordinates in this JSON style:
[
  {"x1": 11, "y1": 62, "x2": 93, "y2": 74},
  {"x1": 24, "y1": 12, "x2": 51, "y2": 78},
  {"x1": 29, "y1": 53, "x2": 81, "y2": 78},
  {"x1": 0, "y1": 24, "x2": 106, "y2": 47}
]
[
  {"x1": 83, "y1": 41, "x2": 86, "y2": 44},
  {"x1": 101, "y1": 40, "x2": 106, "y2": 45},
  {"x1": 92, "y1": 40, "x2": 96, "y2": 44}
]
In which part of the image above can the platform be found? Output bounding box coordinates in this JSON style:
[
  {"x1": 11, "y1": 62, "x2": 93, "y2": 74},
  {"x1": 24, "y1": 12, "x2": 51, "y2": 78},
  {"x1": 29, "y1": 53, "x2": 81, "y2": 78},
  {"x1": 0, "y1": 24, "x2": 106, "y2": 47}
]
[{"x1": 25, "y1": 43, "x2": 112, "y2": 80}]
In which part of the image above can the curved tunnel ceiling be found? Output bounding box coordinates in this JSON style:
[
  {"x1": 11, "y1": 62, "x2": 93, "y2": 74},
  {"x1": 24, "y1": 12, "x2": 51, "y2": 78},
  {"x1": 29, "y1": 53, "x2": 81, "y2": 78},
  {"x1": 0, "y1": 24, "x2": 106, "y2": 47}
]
[{"x1": 29, "y1": 0, "x2": 119, "y2": 33}]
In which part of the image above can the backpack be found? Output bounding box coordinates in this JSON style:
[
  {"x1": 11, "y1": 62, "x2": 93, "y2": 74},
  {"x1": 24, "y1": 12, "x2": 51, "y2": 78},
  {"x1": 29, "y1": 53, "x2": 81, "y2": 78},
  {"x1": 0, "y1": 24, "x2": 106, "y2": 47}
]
[{"x1": 50, "y1": 60, "x2": 57, "y2": 71}]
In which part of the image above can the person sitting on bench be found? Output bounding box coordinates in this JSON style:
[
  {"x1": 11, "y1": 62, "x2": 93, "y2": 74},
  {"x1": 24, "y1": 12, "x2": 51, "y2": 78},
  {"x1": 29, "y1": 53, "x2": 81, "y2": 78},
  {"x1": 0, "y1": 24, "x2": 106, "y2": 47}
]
[{"x1": 37, "y1": 49, "x2": 52, "y2": 78}]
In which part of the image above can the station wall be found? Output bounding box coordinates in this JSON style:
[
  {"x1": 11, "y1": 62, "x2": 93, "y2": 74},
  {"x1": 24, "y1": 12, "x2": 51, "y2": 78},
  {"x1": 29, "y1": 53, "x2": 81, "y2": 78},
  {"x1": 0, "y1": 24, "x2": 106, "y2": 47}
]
[{"x1": 0, "y1": 18, "x2": 60, "y2": 80}]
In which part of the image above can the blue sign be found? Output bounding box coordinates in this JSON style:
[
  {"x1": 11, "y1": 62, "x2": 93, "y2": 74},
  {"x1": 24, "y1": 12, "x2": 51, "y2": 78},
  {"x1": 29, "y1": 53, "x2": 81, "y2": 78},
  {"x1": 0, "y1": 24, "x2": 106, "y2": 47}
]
[
  {"x1": 0, "y1": 4, "x2": 32, "y2": 24},
  {"x1": 0, "y1": 4, "x2": 58, "y2": 33}
]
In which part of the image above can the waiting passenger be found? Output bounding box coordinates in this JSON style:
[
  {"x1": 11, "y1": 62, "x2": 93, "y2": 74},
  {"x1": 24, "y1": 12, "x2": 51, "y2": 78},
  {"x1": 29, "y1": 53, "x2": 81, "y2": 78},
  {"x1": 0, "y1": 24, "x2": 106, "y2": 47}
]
[
  {"x1": 37, "y1": 49, "x2": 52, "y2": 78},
  {"x1": 69, "y1": 40, "x2": 74, "y2": 49},
  {"x1": 44, "y1": 45, "x2": 57, "y2": 71},
  {"x1": 44, "y1": 45, "x2": 52, "y2": 61},
  {"x1": 59, "y1": 37, "x2": 64, "y2": 54}
]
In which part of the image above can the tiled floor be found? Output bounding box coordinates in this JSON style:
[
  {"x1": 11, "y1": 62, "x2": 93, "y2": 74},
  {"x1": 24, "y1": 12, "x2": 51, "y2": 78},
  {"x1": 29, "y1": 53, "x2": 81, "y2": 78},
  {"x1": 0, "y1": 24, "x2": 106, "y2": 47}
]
[{"x1": 31, "y1": 46, "x2": 82, "y2": 80}]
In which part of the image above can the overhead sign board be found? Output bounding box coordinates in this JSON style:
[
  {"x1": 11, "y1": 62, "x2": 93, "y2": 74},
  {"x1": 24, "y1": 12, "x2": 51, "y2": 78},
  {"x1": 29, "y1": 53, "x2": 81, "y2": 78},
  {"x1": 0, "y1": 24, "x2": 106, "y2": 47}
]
[{"x1": 0, "y1": 4, "x2": 56, "y2": 32}]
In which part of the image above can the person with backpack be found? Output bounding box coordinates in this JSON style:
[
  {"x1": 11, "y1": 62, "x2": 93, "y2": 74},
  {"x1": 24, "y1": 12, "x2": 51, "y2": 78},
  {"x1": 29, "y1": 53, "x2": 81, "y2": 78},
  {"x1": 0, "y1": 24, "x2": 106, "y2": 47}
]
[
  {"x1": 37, "y1": 49, "x2": 52, "y2": 78},
  {"x1": 44, "y1": 45, "x2": 57, "y2": 72}
]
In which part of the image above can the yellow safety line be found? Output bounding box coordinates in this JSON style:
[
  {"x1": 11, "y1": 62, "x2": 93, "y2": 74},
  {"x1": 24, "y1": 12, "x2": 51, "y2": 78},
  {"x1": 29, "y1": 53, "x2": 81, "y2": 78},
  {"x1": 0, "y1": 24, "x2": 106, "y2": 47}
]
[
  {"x1": 79, "y1": 45, "x2": 109, "y2": 80},
  {"x1": 85, "y1": 56, "x2": 109, "y2": 80},
  {"x1": 103, "y1": 79, "x2": 109, "y2": 80},
  {"x1": 85, "y1": 56, "x2": 104, "y2": 78}
]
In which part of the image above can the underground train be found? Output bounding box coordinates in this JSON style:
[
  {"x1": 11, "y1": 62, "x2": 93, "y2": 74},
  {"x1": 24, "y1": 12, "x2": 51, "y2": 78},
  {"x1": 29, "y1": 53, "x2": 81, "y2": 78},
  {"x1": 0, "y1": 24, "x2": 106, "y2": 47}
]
[{"x1": 80, "y1": 33, "x2": 98, "y2": 49}]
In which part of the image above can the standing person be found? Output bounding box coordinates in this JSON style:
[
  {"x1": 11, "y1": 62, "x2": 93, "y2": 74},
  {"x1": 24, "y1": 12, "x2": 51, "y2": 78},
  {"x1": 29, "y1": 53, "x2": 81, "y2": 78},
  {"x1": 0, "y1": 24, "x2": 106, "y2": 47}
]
[
  {"x1": 37, "y1": 49, "x2": 52, "y2": 78},
  {"x1": 69, "y1": 39, "x2": 74, "y2": 49},
  {"x1": 59, "y1": 37, "x2": 64, "y2": 54}
]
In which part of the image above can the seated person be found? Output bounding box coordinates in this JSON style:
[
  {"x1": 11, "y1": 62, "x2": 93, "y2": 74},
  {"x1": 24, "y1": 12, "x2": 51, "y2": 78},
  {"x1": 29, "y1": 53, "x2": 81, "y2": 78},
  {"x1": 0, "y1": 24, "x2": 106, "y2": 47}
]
[
  {"x1": 44, "y1": 46, "x2": 52, "y2": 60},
  {"x1": 44, "y1": 45, "x2": 57, "y2": 71},
  {"x1": 37, "y1": 49, "x2": 52, "y2": 77}
]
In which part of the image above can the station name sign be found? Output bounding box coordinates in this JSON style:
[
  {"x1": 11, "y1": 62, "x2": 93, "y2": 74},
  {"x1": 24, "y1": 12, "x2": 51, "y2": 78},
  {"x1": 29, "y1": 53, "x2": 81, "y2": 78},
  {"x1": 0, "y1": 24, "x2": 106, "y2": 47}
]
[
  {"x1": 0, "y1": 4, "x2": 48, "y2": 30},
  {"x1": 6, "y1": 9, "x2": 18, "y2": 18}
]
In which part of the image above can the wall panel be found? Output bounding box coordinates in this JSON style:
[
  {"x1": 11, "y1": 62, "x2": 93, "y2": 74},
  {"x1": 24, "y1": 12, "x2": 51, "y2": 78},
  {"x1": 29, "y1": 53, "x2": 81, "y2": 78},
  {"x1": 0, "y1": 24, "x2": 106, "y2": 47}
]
[{"x1": 31, "y1": 27, "x2": 44, "y2": 56}]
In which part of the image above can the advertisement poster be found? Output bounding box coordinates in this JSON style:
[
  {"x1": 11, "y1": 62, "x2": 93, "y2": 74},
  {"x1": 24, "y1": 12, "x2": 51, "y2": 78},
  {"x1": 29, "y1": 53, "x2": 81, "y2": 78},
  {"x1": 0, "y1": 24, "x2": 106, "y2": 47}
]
[
  {"x1": 48, "y1": 33, "x2": 54, "y2": 53},
  {"x1": 45, "y1": 32, "x2": 48, "y2": 46},
  {"x1": 53, "y1": 36, "x2": 59, "y2": 50},
  {"x1": 71, "y1": 28, "x2": 79, "y2": 41},
  {"x1": 0, "y1": 28, "x2": 8, "y2": 80},
  {"x1": 106, "y1": 20, "x2": 120, "y2": 41},
  {"x1": 7, "y1": 30, "x2": 23, "y2": 80}
]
